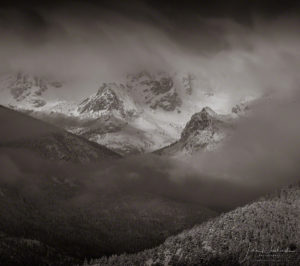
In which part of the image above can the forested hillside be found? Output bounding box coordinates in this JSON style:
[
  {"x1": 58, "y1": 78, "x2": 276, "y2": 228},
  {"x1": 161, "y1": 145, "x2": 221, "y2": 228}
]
[{"x1": 93, "y1": 183, "x2": 300, "y2": 265}]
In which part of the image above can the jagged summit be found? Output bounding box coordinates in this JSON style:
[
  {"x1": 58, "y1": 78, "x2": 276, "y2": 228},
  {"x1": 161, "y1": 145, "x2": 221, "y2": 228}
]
[
  {"x1": 201, "y1": 106, "x2": 217, "y2": 116},
  {"x1": 78, "y1": 83, "x2": 125, "y2": 114},
  {"x1": 77, "y1": 82, "x2": 137, "y2": 119},
  {"x1": 155, "y1": 107, "x2": 231, "y2": 156},
  {"x1": 181, "y1": 107, "x2": 219, "y2": 141}
]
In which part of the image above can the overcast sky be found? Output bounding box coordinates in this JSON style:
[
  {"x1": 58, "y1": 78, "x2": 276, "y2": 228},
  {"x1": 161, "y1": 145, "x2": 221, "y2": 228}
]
[{"x1": 0, "y1": 0, "x2": 299, "y2": 106}]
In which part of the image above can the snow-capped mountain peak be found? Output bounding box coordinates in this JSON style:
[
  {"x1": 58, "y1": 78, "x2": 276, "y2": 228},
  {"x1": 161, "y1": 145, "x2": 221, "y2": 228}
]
[
  {"x1": 78, "y1": 83, "x2": 124, "y2": 114},
  {"x1": 77, "y1": 82, "x2": 137, "y2": 119},
  {"x1": 0, "y1": 72, "x2": 63, "y2": 109},
  {"x1": 181, "y1": 107, "x2": 218, "y2": 140},
  {"x1": 155, "y1": 106, "x2": 233, "y2": 156}
]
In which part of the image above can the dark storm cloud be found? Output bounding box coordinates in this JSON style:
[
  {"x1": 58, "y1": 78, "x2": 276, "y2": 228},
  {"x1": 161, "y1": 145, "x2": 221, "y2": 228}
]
[
  {"x1": 1, "y1": 0, "x2": 300, "y2": 78},
  {"x1": 0, "y1": 0, "x2": 299, "y2": 103}
]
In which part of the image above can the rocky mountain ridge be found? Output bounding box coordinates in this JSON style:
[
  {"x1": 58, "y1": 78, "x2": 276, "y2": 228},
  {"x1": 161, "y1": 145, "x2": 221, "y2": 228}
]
[{"x1": 0, "y1": 71, "x2": 245, "y2": 155}]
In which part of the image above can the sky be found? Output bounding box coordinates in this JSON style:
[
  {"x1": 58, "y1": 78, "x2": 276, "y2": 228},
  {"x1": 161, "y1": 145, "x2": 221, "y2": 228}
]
[{"x1": 0, "y1": 0, "x2": 299, "y2": 79}]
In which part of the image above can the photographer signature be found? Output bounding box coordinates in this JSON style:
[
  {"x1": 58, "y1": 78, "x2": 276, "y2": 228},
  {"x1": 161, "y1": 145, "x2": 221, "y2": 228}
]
[{"x1": 239, "y1": 243, "x2": 298, "y2": 264}]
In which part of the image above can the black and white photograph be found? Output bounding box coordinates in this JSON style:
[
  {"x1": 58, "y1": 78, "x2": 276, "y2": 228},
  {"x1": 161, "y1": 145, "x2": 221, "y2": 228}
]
[{"x1": 0, "y1": 0, "x2": 299, "y2": 265}]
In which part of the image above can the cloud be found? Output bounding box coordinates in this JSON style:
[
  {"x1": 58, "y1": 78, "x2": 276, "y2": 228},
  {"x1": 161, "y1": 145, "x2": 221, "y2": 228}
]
[
  {"x1": 188, "y1": 90, "x2": 300, "y2": 195},
  {"x1": 0, "y1": 2, "x2": 299, "y2": 101},
  {"x1": 0, "y1": 1, "x2": 300, "y2": 212}
]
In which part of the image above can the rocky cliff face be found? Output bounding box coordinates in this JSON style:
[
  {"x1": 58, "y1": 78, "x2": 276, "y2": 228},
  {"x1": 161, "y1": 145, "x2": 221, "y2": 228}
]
[
  {"x1": 78, "y1": 83, "x2": 123, "y2": 116},
  {"x1": 0, "y1": 72, "x2": 62, "y2": 108},
  {"x1": 77, "y1": 82, "x2": 138, "y2": 119},
  {"x1": 126, "y1": 71, "x2": 183, "y2": 112},
  {"x1": 232, "y1": 101, "x2": 250, "y2": 115},
  {"x1": 155, "y1": 107, "x2": 233, "y2": 156}
]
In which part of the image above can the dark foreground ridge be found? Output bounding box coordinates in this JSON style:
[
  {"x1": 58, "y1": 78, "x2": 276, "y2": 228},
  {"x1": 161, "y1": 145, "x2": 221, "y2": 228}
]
[{"x1": 0, "y1": 105, "x2": 121, "y2": 162}]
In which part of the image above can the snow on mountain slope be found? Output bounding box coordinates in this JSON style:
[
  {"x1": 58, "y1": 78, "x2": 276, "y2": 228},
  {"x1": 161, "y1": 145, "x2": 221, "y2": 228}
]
[
  {"x1": 0, "y1": 72, "x2": 64, "y2": 109},
  {"x1": 77, "y1": 82, "x2": 138, "y2": 119},
  {"x1": 69, "y1": 81, "x2": 180, "y2": 155},
  {"x1": 155, "y1": 107, "x2": 235, "y2": 156},
  {"x1": 75, "y1": 112, "x2": 180, "y2": 155}
]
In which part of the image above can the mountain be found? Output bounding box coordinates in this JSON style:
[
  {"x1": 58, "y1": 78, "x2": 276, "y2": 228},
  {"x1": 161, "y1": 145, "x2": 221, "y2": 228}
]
[
  {"x1": 77, "y1": 82, "x2": 137, "y2": 118},
  {"x1": 94, "y1": 182, "x2": 300, "y2": 265},
  {"x1": 70, "y1": 71, "x2": 200, "y2": 155},
  {"x1": 155, "y1": 107, "x2": 234, "y2": 156},
  {"x1": 0, "y1": 71, "x2": 242, "y2": 156},
  {"x1": 64, "y1": 81, "x2": 180, "y2": 155},
  {"x1": 0, "y1": 72, "x2": 63, "y2": 109},
  {"x1": 0, "y1": 105, "x2": 120, "y2": 162},
  {"x1": 73, "y1": 82, "x2": 164, "y2": 155}
]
